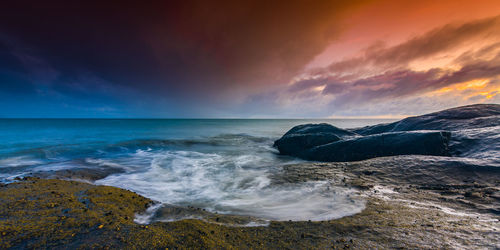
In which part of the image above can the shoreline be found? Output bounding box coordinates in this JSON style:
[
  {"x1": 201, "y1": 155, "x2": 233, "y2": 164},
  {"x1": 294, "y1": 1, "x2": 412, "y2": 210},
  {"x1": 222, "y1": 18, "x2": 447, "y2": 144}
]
[{"x1": 2, "y1": 159, "x2": 499, "y2": 248}]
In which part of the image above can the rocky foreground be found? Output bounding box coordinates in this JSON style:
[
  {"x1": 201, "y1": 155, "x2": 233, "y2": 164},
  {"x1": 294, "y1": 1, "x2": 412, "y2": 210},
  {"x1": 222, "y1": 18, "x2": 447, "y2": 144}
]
[
  {"x1": 1, "y1": 104, "x2": 499, "y2": 248},
  {"x1": 1, "y1": 159, "x2": 499, "y2": 249}
]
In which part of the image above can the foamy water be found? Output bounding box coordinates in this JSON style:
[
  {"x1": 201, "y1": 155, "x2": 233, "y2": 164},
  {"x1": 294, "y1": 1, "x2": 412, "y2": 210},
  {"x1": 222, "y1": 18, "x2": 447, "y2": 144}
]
[
  {"x1": 0, "y1": 119, "x2": 389, "y2": 222},
  {"x1": 95, "y1": 148, "x2": 365, "y2": 221}
]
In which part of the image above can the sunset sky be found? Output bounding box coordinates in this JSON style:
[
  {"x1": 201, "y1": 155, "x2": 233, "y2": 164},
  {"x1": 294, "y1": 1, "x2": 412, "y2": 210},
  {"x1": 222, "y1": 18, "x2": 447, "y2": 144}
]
[{"x1": 1, "y1": 0, "x2": 499, "y2": 118}]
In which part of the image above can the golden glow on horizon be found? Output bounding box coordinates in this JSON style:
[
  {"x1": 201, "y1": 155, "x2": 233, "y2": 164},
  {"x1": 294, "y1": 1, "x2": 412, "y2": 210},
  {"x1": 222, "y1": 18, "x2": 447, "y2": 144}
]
[{"x1": 427, "y1": 78, "x2": 500, "y2": 101}]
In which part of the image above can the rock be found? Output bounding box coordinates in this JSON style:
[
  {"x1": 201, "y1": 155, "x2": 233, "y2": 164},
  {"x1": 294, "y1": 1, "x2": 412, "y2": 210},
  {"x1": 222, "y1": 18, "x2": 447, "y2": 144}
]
[
  {"x1": 274, "y1": 133, "x2": 341, "y2": 157},
  {"x1": 274, "y1": 104, "x2": 500, "y2": 162},
  {"x1": 304, "y1": 131, "x2": 451, "y2": 162},
  {"x1": 350, "y1": 104, "x2": 500, "y2": 159},
  {"x1": 274, "y1": 124, "x2": 357, "y2": 157}
]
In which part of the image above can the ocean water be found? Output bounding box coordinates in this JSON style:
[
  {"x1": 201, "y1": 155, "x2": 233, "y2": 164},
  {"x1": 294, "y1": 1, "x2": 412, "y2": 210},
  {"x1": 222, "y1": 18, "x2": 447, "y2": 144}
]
[{"x1": 0, "y1": 119, "x2": 393, "y2": 222}]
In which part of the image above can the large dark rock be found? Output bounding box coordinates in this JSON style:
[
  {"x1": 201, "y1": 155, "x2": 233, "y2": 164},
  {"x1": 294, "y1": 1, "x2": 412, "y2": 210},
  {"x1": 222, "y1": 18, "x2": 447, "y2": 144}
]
[
  {"x1": 274, "y1": 104, "x2": 500, "y2": 162},
  {"x1": 305, "y1": 131, "x2": 451, "y2": 162},
  {"x1": 273, "y1": 123, "x2": 357, "y2": 157}
]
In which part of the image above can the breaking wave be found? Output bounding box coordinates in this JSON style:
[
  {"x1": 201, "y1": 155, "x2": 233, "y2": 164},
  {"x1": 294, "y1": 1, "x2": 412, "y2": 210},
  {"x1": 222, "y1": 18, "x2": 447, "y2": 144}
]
[
  {"x1": 96, "y1": 149, "x2": 365, "y2": 221},
  {"x1": 0, "y1": 131, "x2": 366, "y2": 222}
]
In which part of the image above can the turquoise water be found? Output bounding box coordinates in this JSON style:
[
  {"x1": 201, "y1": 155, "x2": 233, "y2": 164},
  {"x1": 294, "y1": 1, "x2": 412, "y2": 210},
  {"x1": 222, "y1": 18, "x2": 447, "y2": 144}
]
[{"x1": 0, "y1": 119, "x2": 392, "y2": 221}]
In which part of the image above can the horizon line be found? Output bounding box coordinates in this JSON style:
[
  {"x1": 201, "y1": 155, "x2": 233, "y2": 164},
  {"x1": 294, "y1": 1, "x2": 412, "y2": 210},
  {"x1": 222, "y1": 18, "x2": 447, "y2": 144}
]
[{"x1": 0, "y1": 117, "x2": 405, "y2": 120}]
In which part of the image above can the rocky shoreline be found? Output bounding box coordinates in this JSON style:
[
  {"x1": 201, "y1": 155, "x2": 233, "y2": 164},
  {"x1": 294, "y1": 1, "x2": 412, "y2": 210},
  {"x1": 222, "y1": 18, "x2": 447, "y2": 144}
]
[{"x1": 1, "y1": 159, "x2": 499, "y2": 249}]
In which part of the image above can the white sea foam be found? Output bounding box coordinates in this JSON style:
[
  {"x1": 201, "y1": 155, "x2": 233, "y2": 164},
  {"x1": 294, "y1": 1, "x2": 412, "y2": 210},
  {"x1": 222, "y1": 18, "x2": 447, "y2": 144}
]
[
  {"x1": 31, "y1": 162, "x2": 76, "y2": 172},
  {"x1": 84, "y1": 158, "x2": 135, "y2": 172},
  {"x1": 0, "y1": 156, "x2": 42, "y2": 168},
  {"x1": 96, "y1": 149, "x2": 365, "y2": 222},
  {"x1": 134, "y1": 203, "x2": 163, "y2": 224}
]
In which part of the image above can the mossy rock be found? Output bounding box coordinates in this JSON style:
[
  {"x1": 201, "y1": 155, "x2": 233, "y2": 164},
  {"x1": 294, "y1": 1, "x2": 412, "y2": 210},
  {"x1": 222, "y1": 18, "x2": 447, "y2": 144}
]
[{"x1": 1, "y1": 177, "x2": 497, "y2": 249}]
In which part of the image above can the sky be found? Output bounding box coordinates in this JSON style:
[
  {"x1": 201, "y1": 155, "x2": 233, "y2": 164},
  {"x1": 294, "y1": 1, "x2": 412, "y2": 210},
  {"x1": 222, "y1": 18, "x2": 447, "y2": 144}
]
[{"x1": 1, "y1": 0, "x2": 499, "y2": 118}]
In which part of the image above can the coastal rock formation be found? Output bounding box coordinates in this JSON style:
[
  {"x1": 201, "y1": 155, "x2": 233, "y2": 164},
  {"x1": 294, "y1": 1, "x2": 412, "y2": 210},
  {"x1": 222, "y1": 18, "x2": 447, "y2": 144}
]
[
  {"x1": 275, "y1": 104, "x2": 500, "y2": 162},
  {"x1": 273, "y1": 123, "x2": 356, "y2": 157},
  {"x1": 306, "y1": 131, "x2": 450, "y2": 162}
]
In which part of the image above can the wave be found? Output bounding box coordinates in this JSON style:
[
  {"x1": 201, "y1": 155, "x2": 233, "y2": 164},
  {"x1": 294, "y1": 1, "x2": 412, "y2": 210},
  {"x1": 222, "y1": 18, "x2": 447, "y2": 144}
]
[
  {"x1": 0, "y1": 156, "x2": 43, "y2": 168},
  {"x1": 1, "y1": 132, "x2": 366, "y2": 222},
  {"x1": 0, "y1": 133, "x2": 274, "y2": 167},
  {"x1": 108, "y1": 134, "x2": 273, "y2": 150},
  {"x1": 96, "y1": 149, "x2": 364, "y2": 222}
]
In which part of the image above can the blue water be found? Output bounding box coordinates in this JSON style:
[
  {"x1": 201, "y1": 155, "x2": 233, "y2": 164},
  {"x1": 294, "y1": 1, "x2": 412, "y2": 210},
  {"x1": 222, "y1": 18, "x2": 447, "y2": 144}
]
[{"x1": 0, "y1": 119, "x2": 392, "y2": 222}]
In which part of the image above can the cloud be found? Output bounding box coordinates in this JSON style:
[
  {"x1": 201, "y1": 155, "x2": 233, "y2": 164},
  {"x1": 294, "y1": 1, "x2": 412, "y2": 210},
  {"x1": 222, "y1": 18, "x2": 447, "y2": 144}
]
[
  {"x1": 308, "y1": 15, "x2": 500, "y2": 77},
  {"x1": 0, "y1": 0, "x2": 370, "y2": 104},
  {"x1": 366, "y1": 15, "x2": 500, "y2": 66},
  {"x1": 328, "y1": 55, "x2": 500, "y2": 107},
  {"x1": 253, "y1": 16, "x2": 500, "y2": 117},
  {"x1": 1, "y1": 1, "x2": 499, "y2": 117}
]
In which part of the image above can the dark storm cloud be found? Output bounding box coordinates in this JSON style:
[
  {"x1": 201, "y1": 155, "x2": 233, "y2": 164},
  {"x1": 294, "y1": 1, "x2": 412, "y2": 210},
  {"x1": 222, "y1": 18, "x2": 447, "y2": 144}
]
[
  {"x1": 0, "y1": 33, "x2": 123, "y2": 100},
  {"x1": 0, "y1": 0, "x2": 367, "y2": 105}
]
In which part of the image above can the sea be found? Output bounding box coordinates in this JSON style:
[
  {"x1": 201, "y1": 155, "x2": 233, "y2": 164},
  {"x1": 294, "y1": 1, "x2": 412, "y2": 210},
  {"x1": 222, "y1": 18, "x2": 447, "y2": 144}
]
[{"x1": 0, "y1": 119, "x2": 393, "y2": 222}]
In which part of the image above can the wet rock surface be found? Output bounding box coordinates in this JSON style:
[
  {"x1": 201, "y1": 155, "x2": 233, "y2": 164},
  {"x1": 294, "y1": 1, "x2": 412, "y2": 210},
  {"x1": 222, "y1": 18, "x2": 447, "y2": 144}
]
[
  {"x1": 1, "y1": 161, "x2": 499, "y2": 249},
  {"x1": 273, "y1": 123, "x2": 355, "y2": 157},
  {"x1": 275, "y1": 104, "x2": 500, "y2": 161},
  {"x1": 306, "y1": 131, "x2": 451, "y2": 162},
  {"x1": 276, "y1": 155, "x2": 500, "y2": 248},
  {"x1": 278, "y1": 156, "x2": 500, "y2": 216}
]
